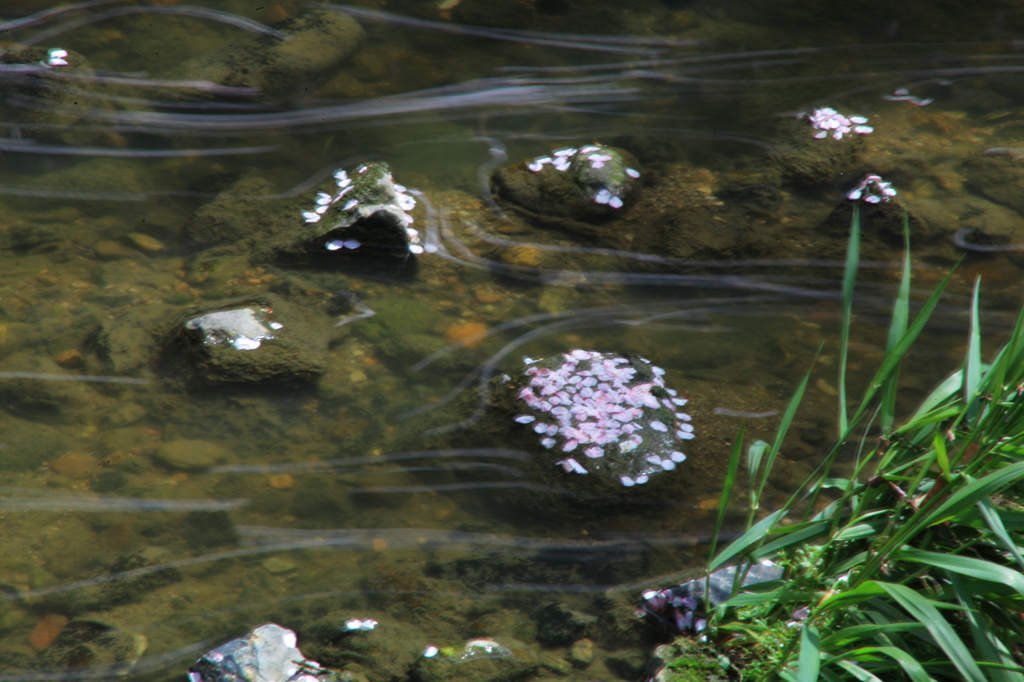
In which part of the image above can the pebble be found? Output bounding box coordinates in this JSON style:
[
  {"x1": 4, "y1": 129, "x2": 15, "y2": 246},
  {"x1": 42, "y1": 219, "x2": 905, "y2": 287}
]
[
  {"x1": 567, "y1": 638, "x2": 594, "y2": 667},
  {"x1": 154, "y1": 439, "x2": 227, "y2": 471},
  {"x1": 500, "y1": 245, "x2": 543, "y2": 268},
  {"x1": 29, "y1": 614, "x2": 68, "y2": 651},
  {"x1": 444, "y1": 321, "x2": 488, "y2": 347},
  {"x1": 540, "y1": 653, "x2": 572, "y2": 675},
  {"x1": 269, "y1": 474, "x2": 294, "y2": 489},
  {"x1": 126, "y1": 232, "x2": 165, "y2": 252},
  {"x1": 697, "y1": 497, "x2": 720, "y2": 511},
  {"x1": 262, "y1": 4, "x2": 288, "y2": 22},
  {"x1": 53, "y1": 349, "x2": 83, "y2": 368},
  {"x1": 94, "y1": 240, "x2": 124, "y2": 259},
  {"x1": 474, "y1": 289, "x2": 503, "y2": 304},
  {"x1": 815, "y1": 378, "x2": 839, "y2": 397},
  {"x1": 49, "y1": 452, "x2": 99, "y2": 479}
]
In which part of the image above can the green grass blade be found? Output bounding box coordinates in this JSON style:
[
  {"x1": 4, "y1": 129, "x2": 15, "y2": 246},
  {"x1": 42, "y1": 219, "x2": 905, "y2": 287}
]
[
  {"x1": 834, "y1": 659, "x2": 884, "y2": 681},
  {"x1": 879, "y1": 581, "x2": 986, "y2": 682},
  {"x1": 796, "y1": 623, "x2": 821, "y2": 682},
  {"x1": 820, "y1": 623, "x2": 926, "y2": 649},
  {"x1": 840, "y1": 646, "x2": 932, "y2": 682},
  {"x1": 924, "y1": 462, "x2": 1024, "y2": 526},
  {"x1": 751, "y1": 364, "x2": 813, "y2": 525},
  {"x1": 904, "y1": 370, "x2": 963, "y2": 426},
  {"x1": 985, "y1": 306, "x2": 1024, "y2": 397},
  {"x1": 710, "y1": 509, "x2": 785, "y2": 572},
  {"x1": 709, "y1": 425, "x2": 745, "y2": 565},
  {"x1": 755, "y1": 520, "x2": 830, "y2": 557},
  {"x1": 858, "y1": 464, "x2": 1024, "y2": 584},
  {"x1": 853, "y1": 266, "x2": 956, "y2": 420},
  {"x1": 977, "y1": 498, "x2": 1024, "y2": 572},
  {"x1": 895, "y1": 548, "x2": 1024, "y2": 598},
  {"x1": 746, "y1": 438, "x2": 768, "y2": 511},
  {"x1": 934, "y1": 430, "x2": 951, "y2": 480},
  {"x1": 835, "y1": 522, "x2": 883, "y2": 542},
  {"x1": 832, "y1": 550, "x2": 870, "y2": 576},
  {"x1": 722, "y1": 589, "x2": 821, "y2": 609},
  {"x1": 948, "y1": 571, "x2": 1024, "y2": 682},
  {"x1": 958, "y1": 508, "x2": 1024, "y2": 532},
  {"x1": 820, "y1": 581, "x2": 888, "y2": 609},
  {"x1": 965, "y1": 275, "x2": 982, "y2": 407},
  {"x1": 880, "y1": 211, "x2": 912, "y2": 434},
  {"x1": 838, "y1": 202, "x2": 861, "y2": 436},
  {"x1": 876, "y1": 647, "x2": 932, "y2": 682}
]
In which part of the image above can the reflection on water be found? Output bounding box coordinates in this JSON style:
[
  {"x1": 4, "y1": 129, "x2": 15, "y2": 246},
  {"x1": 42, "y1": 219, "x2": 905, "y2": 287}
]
[{"x1": 0, "y1": 0, "x2": 1023, "y2": 679}]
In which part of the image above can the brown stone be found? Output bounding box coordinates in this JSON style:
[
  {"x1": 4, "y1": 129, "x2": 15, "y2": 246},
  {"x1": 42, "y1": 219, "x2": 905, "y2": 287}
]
[
  {"x1": 568, "y1": 638, "x2": 594, "y2": 667},
  {"x1": 53, "y1": 349, "x2": 83, "y2": 368},
  {"x1": 474, "y1": 288, "x2": 503, "y2": 304},
  {"x1": 94, "y1": 240, "x2": 124, "y2": 259},
  {"x1": 500, "y1": 245, "x2": 543, "y2": 268},
  {"x1": 126, "y1": 232, "x2": 165, "y2": 252},
  {"x1": 154, "y1": 439, "x2": 228, "y2": 471},
  {"x1": 29, "y1": 614, "x2": 68, "y2": 651},
  {"x1": 49, "y1": 452, "x2": 99, "y2": 479},
  {"x1": 443, "y1": 321, "x2": 488, "y2": 348},
  {"x1": 269, "y1": 474, "x2": 294, "y2": 489}
]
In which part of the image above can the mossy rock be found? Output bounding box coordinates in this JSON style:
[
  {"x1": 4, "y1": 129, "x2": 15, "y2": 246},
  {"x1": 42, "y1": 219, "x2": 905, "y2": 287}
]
[{"x1": 652, "y1": 639, "x2": 731, "y2": 682}]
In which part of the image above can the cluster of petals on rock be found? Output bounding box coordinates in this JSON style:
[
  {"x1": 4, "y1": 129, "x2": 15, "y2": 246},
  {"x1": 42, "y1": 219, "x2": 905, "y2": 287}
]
[
  {"x1": 525, "y1": 145, "x2": 639, "y2": 209},
  {"x1": 806, "y1": 107, "x2": 872, "y2": 140},
  {"x1": 302, "y1": 166, "x2": 428, "y2": 254},
  {"x1": 514, "y1": 350, "x2": 692, "y2": 487},
  {"x1": 846, "y1": 173, "x2": 897, "y2": 203}
]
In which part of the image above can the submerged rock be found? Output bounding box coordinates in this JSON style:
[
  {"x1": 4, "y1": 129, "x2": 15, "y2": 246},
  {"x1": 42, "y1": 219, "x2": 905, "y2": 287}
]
[
  {"x1": 815, "y1": 193, "x2": 934, "y2": 249},
  {"x1": 293, "y1": 162, "x2": 426, "y2": 257},
  {"x1": 174, "y1": 9, "x2": 365, "y2": 99},
  {"x1": 637, "y1": 560, "x2": 783, "y2": 635},
  {"x1": 180, "y1": 162, "x2": 424, "y2": 281},
  {"x1": 182, "y1": 176, "x2": 279, "y2": 246},
  {"x1": 769, "y1": 115, "x2": 866, "y2": 188},
  {"x1": 304, "y1": 616, "x2": 426, "y2": 682},
  {"x1": 185, "y1": 307, "x2": 282, "y2": 351},
  {"x1": 507, "y1": 350, "x2": 693, "y2": 487},
  {"x1": 173, "y1": 294, "x2": 331, "y2": 384},
  {"x1": 0, "y1": 352, "x2": 105, "y2": 420},
  {"x1": 189, "y1": 623, "x2": 337, "y2": 682},
  {"x1": 491, "y1": 144, "x2": 641, "y2": 235},
  {"x1": 418, "y1": 637, "x2": 537, "y2": 682},
  {"x1": 57, "y1": 548, "x2": 182, "y2": 615},
  {"x1": 0, "y1": 46, "x2": 107, "y2": 145},
  {"x1": 154, "y1": 439, "x2": 228, "y2": 471},
  {"x1": 36, "y1": 617, "x2": 147, "y2": 673},
  {"x1": 533, "y1": 602, "x2": 596, "y2": 647}
]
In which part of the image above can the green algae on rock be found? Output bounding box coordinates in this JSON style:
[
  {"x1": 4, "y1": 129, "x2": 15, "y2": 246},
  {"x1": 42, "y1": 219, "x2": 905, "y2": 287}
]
[
  {"x1": 491, "y1": 144, "x2": 641, "y2": 233},
  {"x1": 301, "y1": 163, "x2": 425, "y2": 256}
]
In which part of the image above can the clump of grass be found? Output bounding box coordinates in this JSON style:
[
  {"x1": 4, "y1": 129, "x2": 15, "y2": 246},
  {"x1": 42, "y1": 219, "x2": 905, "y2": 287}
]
[{"x1": 702, "y1": 204, "x2": 1024, "y2": 681}]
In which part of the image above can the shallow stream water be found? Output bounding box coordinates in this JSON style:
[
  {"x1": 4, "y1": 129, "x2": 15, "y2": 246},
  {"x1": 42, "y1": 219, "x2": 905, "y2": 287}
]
[{"x1": 1, "y1": 0, "x2": 1024, "y2": 680}]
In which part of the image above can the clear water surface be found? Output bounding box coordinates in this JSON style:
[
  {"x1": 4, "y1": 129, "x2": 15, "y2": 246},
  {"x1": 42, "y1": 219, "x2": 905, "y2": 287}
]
[{"x1": 0, "y1": 0, "x2": 1022, "y2": 679}]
